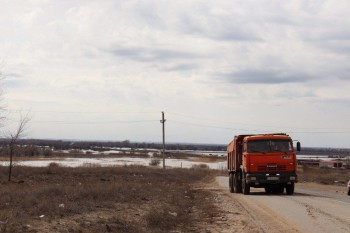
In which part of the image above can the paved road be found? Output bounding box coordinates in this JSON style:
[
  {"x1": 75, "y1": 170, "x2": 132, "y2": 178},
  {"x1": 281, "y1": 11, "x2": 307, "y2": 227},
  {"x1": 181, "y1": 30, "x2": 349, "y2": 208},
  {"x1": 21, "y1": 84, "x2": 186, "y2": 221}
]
[
  {"x1": 295, "y1": 187, "x2": 350, "y2": 204},
  {"x1": 215, "y1": 176, "x2": 350, "y2": 233}
]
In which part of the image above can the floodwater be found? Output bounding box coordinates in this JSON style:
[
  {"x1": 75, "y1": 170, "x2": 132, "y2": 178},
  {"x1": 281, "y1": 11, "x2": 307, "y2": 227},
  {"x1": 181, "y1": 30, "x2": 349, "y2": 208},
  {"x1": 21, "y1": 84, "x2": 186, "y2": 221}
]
[
  {"x1": 1, "y1": 149, "x2": 336, "y2": 170},
  {"x1": 0, "y1": 157, "x2": 226, "y2": 170}
]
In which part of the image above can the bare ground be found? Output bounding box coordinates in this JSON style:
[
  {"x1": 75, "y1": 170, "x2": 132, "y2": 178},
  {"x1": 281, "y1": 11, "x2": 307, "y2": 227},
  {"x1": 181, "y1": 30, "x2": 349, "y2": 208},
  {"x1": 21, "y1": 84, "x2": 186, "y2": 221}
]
[
  {"x1": 1, "y1": 163, "x2": 349, "y2": 233},
  {"x1": 0, "y1": 165, "x2": 222, "y2": 233}
]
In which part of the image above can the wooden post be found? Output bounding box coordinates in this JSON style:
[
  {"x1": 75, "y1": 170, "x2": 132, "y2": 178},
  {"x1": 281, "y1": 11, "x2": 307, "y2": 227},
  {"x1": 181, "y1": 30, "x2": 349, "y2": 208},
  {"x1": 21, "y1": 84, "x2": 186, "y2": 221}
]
[{"x1": 160, "y1": 112, "x2": 166, "y2": 169}]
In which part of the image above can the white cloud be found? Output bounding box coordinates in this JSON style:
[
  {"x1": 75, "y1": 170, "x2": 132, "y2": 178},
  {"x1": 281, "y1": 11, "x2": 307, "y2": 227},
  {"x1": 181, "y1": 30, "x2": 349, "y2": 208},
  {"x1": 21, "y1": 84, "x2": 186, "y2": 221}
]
[{"x1": 0, "y1": 0, "x2": 349, "y2": 147}]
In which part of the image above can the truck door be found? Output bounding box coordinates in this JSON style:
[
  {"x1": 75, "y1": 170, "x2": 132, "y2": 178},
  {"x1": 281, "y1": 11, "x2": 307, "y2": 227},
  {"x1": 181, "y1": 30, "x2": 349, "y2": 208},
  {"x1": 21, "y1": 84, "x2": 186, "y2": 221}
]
[{"x1": 242, "y1": 142, "x2": 247, "y2": 171}]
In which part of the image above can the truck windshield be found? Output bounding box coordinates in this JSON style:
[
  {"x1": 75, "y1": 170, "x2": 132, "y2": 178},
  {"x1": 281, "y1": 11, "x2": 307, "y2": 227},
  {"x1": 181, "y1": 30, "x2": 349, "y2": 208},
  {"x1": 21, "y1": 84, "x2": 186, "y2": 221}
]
[{"x1": 248, "y1": 140, "x2": 292, "y2": 153}]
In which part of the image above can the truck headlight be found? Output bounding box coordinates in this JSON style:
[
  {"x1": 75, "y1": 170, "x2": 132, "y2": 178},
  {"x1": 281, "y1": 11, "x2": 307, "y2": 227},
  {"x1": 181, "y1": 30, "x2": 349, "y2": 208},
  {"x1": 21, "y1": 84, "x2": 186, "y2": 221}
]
[{"x1": 290, "y1": 176, "x2": 296, "y2": 181}]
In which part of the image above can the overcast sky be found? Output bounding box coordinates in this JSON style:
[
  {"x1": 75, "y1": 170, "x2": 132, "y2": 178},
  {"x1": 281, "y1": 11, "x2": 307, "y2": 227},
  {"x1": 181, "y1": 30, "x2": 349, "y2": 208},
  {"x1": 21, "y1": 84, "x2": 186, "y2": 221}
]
[{"x1": 1, "y1": 0, "x2": 349, "y2": 148}]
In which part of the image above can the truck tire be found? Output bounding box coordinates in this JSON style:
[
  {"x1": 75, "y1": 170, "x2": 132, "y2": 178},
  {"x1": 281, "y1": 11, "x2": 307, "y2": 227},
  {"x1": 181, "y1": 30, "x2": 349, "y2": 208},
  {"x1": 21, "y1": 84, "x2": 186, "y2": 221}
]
[
  {"x1": 242, "y1": 179, "x2": 250, "y2": 195},
  {"x1": 232, "y1": 173, "x2": 237, "y2": 193},
  {"x1": 286, "y1": 183, "x2": 295, "y2": 195},
  {"x1": 274, "y1": 186, "x2": 284, "y2": 194},
  {"x1": 229, "y1": 173, "x2": 234, "y2": 193},
  {"x1": 235, "y1": 173, "x2": 242, "y2": 193},
  {"x1": 265, "y1": 187, "x2": 272, "y2": 194}
]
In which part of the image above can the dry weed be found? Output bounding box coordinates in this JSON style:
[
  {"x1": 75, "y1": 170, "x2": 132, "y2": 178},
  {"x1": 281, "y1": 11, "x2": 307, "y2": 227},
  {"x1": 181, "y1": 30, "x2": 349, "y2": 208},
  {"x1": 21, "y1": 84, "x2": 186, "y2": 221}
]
[
  {"x1": 0, "y1": 166, "x2": 219, "y2": 232},
  {"x1": 298, "y1": 166, "x2": 350, "y2": 185}
]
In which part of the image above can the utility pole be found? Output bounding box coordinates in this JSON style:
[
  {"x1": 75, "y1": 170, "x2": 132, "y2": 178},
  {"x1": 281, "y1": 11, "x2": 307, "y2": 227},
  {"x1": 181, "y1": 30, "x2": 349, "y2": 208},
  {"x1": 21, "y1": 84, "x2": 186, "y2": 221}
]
[{"x1": 160, "y1": 111, "x2": 166, "y2": 169}]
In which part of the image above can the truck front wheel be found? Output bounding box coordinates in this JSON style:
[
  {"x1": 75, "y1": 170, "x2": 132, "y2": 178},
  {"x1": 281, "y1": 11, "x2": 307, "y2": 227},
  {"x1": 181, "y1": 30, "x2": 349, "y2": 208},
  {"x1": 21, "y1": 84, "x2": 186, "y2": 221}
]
[
  {"x1": 242, "y1": 179, "x2": 250, "y2": 195},
  {"x1": 265, "y1": 187, "x2": 272, "y2": 194},
  {"x1": 286, "y1": 183, "x2": 295, "y2": 195},
  {"x1": 274, "y1": 186, "x2": 284, "y2": 194}
]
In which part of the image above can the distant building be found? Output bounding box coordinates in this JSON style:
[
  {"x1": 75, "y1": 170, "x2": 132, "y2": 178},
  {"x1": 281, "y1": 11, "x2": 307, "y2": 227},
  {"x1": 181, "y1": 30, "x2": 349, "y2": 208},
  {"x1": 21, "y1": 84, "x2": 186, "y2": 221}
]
[{"x1": 319, "y1": 159, "x2": 345, "y2": 169}]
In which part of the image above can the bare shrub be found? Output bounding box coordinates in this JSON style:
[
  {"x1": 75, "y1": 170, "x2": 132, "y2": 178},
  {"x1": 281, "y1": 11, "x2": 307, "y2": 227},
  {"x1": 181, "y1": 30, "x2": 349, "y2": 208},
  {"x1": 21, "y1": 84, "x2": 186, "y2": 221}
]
[
  {"x1": 45, "y1": 162, "x2": 61, "y2": 174},
  {"x1": 145, "y1": 207, "x2": 182, "y2": 232},
  {"x1": 191, "y1": 164, "x2": 209, "y2": 169},
  {"x1": 47, "y1": 162, "x2": 60, "y2": 168},
  {"x1": 149, "y1": 159, "x2": 161, "y2": 166}
]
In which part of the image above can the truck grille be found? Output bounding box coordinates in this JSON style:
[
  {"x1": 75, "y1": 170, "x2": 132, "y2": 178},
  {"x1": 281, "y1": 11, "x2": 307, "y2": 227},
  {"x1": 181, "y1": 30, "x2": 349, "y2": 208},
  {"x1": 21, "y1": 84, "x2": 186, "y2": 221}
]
[{"x1": 258, "y1": 165, "x2": 286, "y2": 171}]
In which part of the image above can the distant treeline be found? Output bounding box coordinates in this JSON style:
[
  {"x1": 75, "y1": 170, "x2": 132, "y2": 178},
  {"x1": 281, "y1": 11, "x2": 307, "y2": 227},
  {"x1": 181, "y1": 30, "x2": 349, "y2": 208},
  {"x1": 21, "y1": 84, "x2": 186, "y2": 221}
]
[
  {"x1": 297, "y1": 147, "x2": 350, "y2": 156},
  {"x1": 0, "y1": 139, "x2": 349, "y2": 156}
]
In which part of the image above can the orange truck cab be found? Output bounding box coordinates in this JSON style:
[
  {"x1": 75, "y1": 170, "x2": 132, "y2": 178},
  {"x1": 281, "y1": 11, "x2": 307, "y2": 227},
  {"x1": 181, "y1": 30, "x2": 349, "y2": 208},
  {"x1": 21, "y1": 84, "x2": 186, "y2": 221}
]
[{"x1": 227, "y1": 133, "x2": 300, "y2": 195}]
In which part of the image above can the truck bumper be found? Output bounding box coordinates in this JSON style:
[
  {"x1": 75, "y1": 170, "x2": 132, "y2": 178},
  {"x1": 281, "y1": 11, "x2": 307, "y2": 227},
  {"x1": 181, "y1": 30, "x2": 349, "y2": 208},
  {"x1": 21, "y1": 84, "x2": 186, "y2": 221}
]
[{"x1": 245, "y1": 172, "x2": 297, "y2": 186}]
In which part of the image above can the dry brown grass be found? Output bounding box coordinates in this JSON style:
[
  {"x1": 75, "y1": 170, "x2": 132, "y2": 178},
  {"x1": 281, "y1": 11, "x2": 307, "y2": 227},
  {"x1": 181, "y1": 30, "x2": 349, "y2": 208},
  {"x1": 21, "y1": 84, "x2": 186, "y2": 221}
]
[
  {"x1": 57, "y1": 151, "x2": 151, "y2": 158},
  {"x1": 188, "y1": 156, "x2": 226, "y2": 163},
  {"x1": 0, "y1": 165, "x2": 219, "y2": 233},
  {"x1": 0, "y1": 151, "x2": 151, "y2": 161},
  {"x1": 0, "y1": 156, "x2": 63, "y2": 162},
  {"x1": 153, "y1": 152, "x2": 207, "y2": 160},
  {"x1": 298, "y1": 166, "x2": 350, "y2": 185}
]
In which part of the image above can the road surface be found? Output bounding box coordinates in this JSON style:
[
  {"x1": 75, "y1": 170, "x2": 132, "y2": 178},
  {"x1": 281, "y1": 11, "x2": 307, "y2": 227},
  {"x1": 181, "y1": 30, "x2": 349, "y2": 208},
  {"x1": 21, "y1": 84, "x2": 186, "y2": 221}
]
[{"x1": 201, "y1": 176, "x2": 350, "y2": 233}]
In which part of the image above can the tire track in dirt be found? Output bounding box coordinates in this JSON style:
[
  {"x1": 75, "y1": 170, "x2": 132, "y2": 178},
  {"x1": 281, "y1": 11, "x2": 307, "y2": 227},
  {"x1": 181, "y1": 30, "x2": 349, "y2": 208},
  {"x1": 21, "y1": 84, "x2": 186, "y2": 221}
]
[
  {"x1": 285, "y1": 195, "x2": 350, "y2": 232},
  {"x1": 230, "y1": 192, "x2": 301, "y2": 233}
]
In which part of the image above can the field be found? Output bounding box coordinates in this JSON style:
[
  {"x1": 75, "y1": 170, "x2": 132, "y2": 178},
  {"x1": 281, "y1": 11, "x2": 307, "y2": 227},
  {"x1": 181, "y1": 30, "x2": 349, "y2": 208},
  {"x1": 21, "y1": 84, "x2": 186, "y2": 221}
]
[
  {"x1": 0, "y1": 152, "x2": 349, "y2": 233},
  {"x1": 0, "y1": 165, "x2": 220, "y2": 233},
  {"x1": 298, "y1": 166, "x2": 350, "y2": 185}
]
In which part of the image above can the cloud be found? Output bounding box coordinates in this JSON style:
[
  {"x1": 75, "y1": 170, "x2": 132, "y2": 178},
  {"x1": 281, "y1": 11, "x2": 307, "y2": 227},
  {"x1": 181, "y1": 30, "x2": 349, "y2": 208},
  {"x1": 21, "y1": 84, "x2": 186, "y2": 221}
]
[
  {"x1": 1, "y1": 0, "x2": 350, "y2": 147},
  {"x1": 219, "y1": 69, "x2": 313, "y2": 84},
  {"x1": 178, "y1": 14, "x2": 262, "y2": 42},
  {"x1": 159, "y1": 64, "x2": 198, "y2": 72},
  {"x1": 3, "y1": 72, "x2": 25, "y2": 88},
  {"x1": 108, "y1": 46, "x2": 201, "y2": 63}
]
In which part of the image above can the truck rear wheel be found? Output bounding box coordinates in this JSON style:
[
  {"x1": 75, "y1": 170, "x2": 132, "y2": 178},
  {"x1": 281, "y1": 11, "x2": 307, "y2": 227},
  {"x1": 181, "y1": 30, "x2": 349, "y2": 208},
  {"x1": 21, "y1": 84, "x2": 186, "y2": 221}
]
[
  {"x1": 286, "y1": 183, "x2": 295, "y2": 195},
  {"x1": 232, "y1": 173, "x2": 237, "y2": 193},
  {"x1": 235, "y1": 173, "x2": 242, "y2": 193},
  {"x1": 229, "y1": 173, "x2": 234, "y2": 193}
]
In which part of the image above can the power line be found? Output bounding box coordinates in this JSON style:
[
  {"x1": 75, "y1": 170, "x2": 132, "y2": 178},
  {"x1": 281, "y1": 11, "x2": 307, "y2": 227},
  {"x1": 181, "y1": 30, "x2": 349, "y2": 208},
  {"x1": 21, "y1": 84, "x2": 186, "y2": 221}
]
[
  {"x1": 7, "y1": 109, "x2": 159, "y2": 114},
  {"x1": 167, "y1": 111, "x2": 350, "y2": 131},
  {"x1": 31, "y1": 120, "x2": 159, "y2": 124},
  {"x1": 6, "y1": 109, "x2": 350, "y2": 134},
  {"x1": 170, "y1": 120, "x2": 350, "y2": 134}
]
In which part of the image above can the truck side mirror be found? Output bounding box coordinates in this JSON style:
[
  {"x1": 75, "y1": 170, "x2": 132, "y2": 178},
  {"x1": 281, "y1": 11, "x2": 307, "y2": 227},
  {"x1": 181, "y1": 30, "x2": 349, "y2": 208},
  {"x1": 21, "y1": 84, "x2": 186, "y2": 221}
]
[{"x1": 296, "y1": 142, "x2": 301, "y2": 151}]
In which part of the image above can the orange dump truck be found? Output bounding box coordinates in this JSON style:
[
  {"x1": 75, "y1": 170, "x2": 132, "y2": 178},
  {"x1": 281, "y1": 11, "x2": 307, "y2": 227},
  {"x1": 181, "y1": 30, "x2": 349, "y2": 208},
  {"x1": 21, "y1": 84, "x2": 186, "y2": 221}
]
[{"x1": 227, "y1": 133, "x2": 300, "y2": 195}]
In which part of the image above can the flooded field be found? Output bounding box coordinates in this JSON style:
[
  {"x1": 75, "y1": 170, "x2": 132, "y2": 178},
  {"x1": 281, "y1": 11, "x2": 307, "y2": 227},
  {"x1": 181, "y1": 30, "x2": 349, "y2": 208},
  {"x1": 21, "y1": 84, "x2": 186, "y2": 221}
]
[{"x1": 0, "y1": 156, "x2": 226, "y2": 170}]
